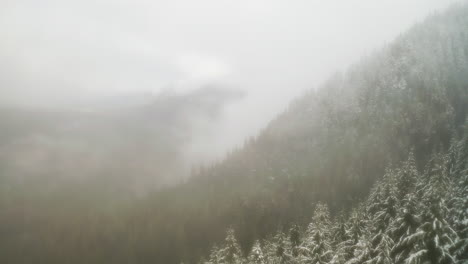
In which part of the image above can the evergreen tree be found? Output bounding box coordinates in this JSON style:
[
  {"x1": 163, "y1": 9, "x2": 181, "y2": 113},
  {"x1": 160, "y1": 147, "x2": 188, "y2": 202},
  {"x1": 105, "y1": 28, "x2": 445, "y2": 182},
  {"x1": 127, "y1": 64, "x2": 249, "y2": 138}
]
[
  {"x1": 203, "y1": 146, "x2": 468, "y2": 264},
  {"x1": 289, "y1": 224, "x2": 301, "y2": 257},
  {"x1": 398, "y1": 156, "x2": 458, "y2": 264},
  {"x1": 395, "y1": 151, "x2": 418, "y2": 201},
  {"x1": 298, "y1": 203, "x2": 333, "y2": 263},
  {"x1": 401, "y1": 212, "x2": 458, "y2": 264},
  {"x1": 366, "y1": 175, "x2": 397, "y2": 263},
  {"x1": 345, "y1": 234, "x2": 372, "y2": 264},
  {"x1": 448, "y1": 172, "x2": 468, "y2": 262},
  {"x1": 452, "y1": 123, "x2": 468, "y2": 176},
  {"x1": 330, "y1": 216, "x2": 352, "y2": 264},
  {"x1": 373, "y1": 194, "x2": 397, "y2": 234},
  {"x1": 366, "y1": 231, "x2": 394, "y2": 264},
  {"x1": 447, "y1": 138, "x2": 468, "y2": 263},
  {"x1": 248, "y1": 241, "x2": 265, "y2": 264},
  {"x1": 218, "y1": 229, "x2": 244, "y2": 264},
  {"x1": 340, "y1": 206, "x2": 368, "y2": 263},
  {"x1": 207, "y1": 245, "x2": 221, "y2": 264},
  {"x1": 390, "y1": 194, "x2": 422, "y2": 263},
  {"x1": 263, "y1": 232, "x2": 293, "y2": 264}
]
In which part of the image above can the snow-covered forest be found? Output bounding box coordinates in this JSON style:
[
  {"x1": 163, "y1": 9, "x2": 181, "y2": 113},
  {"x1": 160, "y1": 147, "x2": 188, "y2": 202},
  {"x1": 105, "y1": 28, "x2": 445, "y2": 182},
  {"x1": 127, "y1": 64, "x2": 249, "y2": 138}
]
[
  {"x1": 1, "y1": 2, "x2": 468, "y2": 264},
  {"x1": 202, "y1": 6, "x2": 468, "y2": 263},
  {"x1": 206, "y1": 145, "x2": 468, "y2": 263}
]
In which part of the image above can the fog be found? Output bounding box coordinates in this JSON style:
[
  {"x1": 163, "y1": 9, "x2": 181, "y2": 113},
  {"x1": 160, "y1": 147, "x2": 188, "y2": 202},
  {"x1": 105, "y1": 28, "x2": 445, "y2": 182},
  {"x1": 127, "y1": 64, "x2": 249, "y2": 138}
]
[{"x1": 0, "y1": 0, "x2": 459, "y2": 183}]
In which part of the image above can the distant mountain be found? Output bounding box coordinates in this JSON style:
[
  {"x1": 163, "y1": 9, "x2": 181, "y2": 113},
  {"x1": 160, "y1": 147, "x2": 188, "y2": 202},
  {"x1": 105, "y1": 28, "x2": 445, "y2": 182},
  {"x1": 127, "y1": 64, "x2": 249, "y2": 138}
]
[
  {"x1": 0, "y1": 86, "x2": 243, "y2": 193},
  {"x1": 1, "y1": 3, "x2": 468, "y2": 264}
]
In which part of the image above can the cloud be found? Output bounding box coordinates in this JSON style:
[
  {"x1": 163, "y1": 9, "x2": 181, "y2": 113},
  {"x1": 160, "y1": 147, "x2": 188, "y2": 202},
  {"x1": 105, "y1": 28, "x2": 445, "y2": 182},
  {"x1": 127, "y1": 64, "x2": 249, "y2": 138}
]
[
  {"x1": 175, "y1": 54, "x2": 231, "y2": 82},
  {"x1": 0, "y1": 85, "x2": 245, "y2": 190},
  {"x1": 0, "y1": 0, "x2": 459, "y2": 162}
]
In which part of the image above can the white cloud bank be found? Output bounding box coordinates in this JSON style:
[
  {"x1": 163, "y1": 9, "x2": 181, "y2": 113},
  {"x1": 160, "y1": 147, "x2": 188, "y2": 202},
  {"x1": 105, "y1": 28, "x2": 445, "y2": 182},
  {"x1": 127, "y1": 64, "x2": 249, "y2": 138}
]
[{"x1": 0, "y1": 0, "x2": 461, "y2": 163}]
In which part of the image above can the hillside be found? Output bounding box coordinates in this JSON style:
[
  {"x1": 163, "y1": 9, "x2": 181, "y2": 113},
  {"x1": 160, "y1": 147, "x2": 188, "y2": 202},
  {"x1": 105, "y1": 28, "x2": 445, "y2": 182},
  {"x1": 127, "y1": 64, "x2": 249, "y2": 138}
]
[
  {"x1": 137, "y1": 5, "x2": 468, "y2": 263},
  {"x1": 206, "y1": 141, "x2": 468, "y2": 263},
  {"x1": 1, "y1": 3, "x2": 468, "y2": 264}
]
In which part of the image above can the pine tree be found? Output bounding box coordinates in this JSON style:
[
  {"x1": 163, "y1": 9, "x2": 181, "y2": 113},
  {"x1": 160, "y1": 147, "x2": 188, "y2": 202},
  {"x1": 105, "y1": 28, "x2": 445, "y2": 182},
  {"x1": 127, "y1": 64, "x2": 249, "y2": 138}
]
[
  {"x1": 447, "y1": 137, "x2": 468, "y2": 263},
  {"x1": 298, "y1": 203, "x2": 333, "y2": 263},
  {"x1": 367, "y1": 168, "x2": 397, "y2": 218},
  {"x1": 452, "y1": 122, "x2": 468, "y2": 176},
  {"x1": 390, "y1": 194, "x2": 422, "y2": 263},
  {"x1": 218, "y1": 228, "x2": 244, "y2": 264},
  {"x1": 248, "y1": 241, "x2": 265, "y2": 264},
  {"x1": 340, "y1": 206, "x2": 368, "y2": 263},
  {"x1": 401, "y1": 211, "x2": 458, "y2": 264},
  {"x1": 448, "y1": 172, "x2": 468, "y2": 262},
  {"x1": 395, "y1": 151, "x2": 418, "y2": 201},
  {"x1": 345, "y1": 234, "x2": 372, "y2": 264},
  {"x1": 447, "y1": 130, "x2": 468, "y2": 240},
  {"x1": 202, "y1": 146, "x2": 468, "y2": 264},
  {"x1": 366, "y1": 174, "x2": 397, "y2": 264},
  {"x1": 207, "y1": 245, "x2": 221, "y2": 264},
  {"x1": 263, "y1": 232, "x2": 293, "y2": 264},
  {"x1": 289, "y1": 224, "x2": 301, "y2": 257},
  {"x1": 261, "y1": 237, "x2": 278, "y2": 263},
  {"x1": 398, "y1": 155, "x2": 458, "y2": 264},
  {"x1": 366, "y1": 231, "x2": 394, "y2": 264},
  {"x1": 389, "y1": 157, "x2": 422, "y2": 263},
  {"x1": 367, "y1": 182, "x2": 386, "y2": 216},
  {"x1": 329, "y1": 216, "x2": 352, "y2": 264},
  {"x1": 373, "y1": 194, "x2": 397, "y2": 234},
  {"x1": 331, "y1": 216, "x2": 349, "y2": 247}
]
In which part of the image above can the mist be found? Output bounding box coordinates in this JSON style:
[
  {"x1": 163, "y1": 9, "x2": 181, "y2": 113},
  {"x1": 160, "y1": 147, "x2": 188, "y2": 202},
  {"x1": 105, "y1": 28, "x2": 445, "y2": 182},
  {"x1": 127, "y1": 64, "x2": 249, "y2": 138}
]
[
  {"x1": 1, "y1": 1, "x2": 459, "y2": 171},
  {"x1": 2, "y1": 1, "x2": 468, "y2": 264}
]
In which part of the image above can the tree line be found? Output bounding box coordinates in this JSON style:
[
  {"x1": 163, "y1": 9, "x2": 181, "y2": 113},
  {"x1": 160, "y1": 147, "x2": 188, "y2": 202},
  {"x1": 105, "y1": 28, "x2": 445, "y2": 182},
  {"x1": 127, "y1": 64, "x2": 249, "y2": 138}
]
[{"x1": 205, "y1": 135, "x2": 468, "y2": 263}]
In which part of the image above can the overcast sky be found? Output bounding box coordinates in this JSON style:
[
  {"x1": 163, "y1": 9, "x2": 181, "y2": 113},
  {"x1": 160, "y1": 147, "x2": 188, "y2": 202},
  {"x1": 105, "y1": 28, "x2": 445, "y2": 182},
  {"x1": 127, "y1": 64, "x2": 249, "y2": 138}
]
[{"x1": 0, "y1": 0, "x2": 460, "y2": 162}]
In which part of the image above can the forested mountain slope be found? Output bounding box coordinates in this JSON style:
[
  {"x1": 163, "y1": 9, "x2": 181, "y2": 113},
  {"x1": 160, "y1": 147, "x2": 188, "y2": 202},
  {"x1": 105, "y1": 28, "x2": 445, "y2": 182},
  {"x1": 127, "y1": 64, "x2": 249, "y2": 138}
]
[
  {"x1": 207, "y1": 140, "x2": 468, "y2": 263},
  {"x1": 1, "y1": 3, "x2": 468, "y2": 264},
  {"x1": 138, "y1": 5, "x2": 468, "y2": 263}
]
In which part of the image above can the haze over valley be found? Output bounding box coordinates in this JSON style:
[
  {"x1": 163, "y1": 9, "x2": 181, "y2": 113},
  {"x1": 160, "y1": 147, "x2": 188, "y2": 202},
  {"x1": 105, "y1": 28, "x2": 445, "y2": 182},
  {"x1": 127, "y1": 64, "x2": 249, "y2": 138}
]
[{"x1": 1, "y1": 1, "x2": 467, "y2": 264}]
